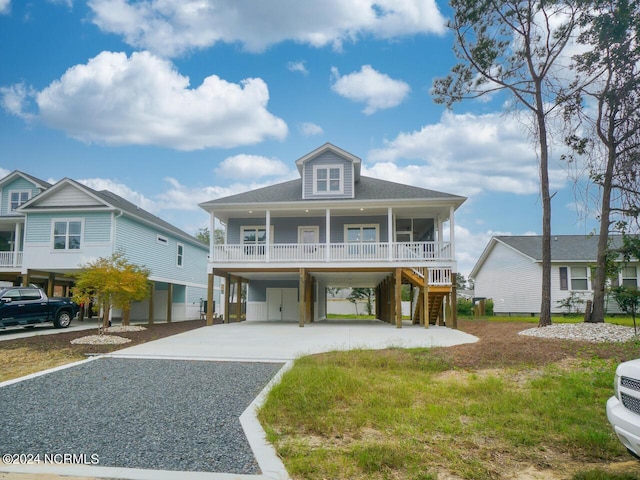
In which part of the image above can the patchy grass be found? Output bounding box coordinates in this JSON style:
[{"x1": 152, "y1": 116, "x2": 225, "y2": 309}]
[
  {"x1": 259, "y1": 319, "x2": 640, "y2": 480},
  {"x1": 0, "y1": 320, "x2": 205, "y2": 383}
]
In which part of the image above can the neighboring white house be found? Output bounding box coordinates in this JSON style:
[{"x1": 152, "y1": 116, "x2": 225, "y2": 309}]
[
  {"x1": 199, "y1": 143, "x2": 466, "y2": 328},
  {"x1": 470, "y1": 235, "x2": 639, "y2": 315},
  {"x1": 0, "y1": 171, "x2": 211, "y2": 322}
]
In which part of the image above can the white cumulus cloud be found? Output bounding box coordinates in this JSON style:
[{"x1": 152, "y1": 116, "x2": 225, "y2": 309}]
[
  {"x1": 299, "y1": 122, "x2": 324, "y2": 136},
  {"x1": 367, "y1": 110, "x2": 568, "y2": 196},
  {"x1": 2, "y1": 51, "x2": 287, "y2": 150},
  {"x1": 287, "y1": 61, "x2": 308, "y2": 75},
  {"x1": 0, "y1": 0, "x2": 10, "y2": 14},
  {"x1": 331, "y1": 65, "x2": 410, "y2": 114},
  {"x1": 88, "y1": 0, "x2": 446, "y2": 57},
  {"x1": 215, "y1": 154, "x2": 290, "y2": 180}
]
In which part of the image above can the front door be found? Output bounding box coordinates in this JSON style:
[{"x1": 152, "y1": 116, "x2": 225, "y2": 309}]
[{"x1": 298, "y1": 226, "x2": 319, "y2": 244}]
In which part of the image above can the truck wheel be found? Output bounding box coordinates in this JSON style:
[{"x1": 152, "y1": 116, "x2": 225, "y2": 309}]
[{"x1": 54, "y1": 310, "x2": 72, "y2": 328}]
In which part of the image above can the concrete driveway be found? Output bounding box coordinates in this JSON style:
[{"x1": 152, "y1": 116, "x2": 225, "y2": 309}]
[{"x1": 110, "y1": 319, "x2": 478, "y2": 362}]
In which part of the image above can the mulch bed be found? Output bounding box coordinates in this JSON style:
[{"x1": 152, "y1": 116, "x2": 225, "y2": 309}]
[
  {"x1": 0, "y1": 319, "x2": 208, "y2": 357},
  {"x1": 450, "y1": 319, "x2": 640, "y2": 369},
  {"x1": 1, "y1": 318, "x2": 638, "y2": 369}
]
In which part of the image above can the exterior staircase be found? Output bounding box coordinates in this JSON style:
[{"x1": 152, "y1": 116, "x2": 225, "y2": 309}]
[{"x1": 401, "y1": 267, "x2": 449, "y2": 325}]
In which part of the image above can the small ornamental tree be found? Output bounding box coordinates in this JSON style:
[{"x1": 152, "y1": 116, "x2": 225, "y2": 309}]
[
  {"x1": 612, "y1": 286, "x2": 640, "y2": 336},
  {"x1": 73, "y1": 251, "x2": 150, "y2": 328}
]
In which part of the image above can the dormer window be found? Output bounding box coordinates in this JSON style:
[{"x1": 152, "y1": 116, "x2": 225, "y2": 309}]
[{"x1": 313, "y1": 165, "x2": 343, "y2": 195}]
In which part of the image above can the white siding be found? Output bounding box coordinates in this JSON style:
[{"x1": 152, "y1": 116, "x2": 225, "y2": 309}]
[{"x1": 474, "y1": 242, "x2": 541, "y2": 314}]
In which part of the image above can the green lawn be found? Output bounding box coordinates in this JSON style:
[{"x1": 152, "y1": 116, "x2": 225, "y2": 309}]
[{"x1": 258, "y1": 317, "x2": 640, "y2": 480}]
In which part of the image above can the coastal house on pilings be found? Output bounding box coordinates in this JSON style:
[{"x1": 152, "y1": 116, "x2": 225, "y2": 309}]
[{"x1": 199, "y1": 143, "x2": 466, "y2": 328}]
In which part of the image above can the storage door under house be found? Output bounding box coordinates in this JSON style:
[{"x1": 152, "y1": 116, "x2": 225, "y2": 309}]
[{"x1": 267, "y1": 288, "x2": 298, "y2": 321}]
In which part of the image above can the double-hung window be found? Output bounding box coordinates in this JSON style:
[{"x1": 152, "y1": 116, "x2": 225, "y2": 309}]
[
  {"x1": 53, "y1": 220, "x2": 82, "y2": 250},
  {"x1": 177, "y1": 243, "x2": 184, "y2": 267},
  {"x1": 570, "y1": 267, "x2": 589, "y2": 290},
  {"x1": 622, "y1": 266, "x2": 638, "y2": 288},
  {"x1": 313, "y1": 165, "x2": 343, "y2": 194},
  {"x1": 10, "y1": 191, "x2": 30, "y2": 211},
  {"x1": 560, "y1": 266, "x2": 590, "y2": 291}
]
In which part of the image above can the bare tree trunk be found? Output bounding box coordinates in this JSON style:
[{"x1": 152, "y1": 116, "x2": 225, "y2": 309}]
[
  {"x1": 537, "y1": 94, "x2": 552, "y2": 327},
  {"x1": 590, "y1": 142, "x2": 616, "y2": 323}
]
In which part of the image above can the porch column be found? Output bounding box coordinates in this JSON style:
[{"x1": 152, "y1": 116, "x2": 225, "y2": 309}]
[
  {"x1": 206, "y1": 270, "x2": 214, "y2": 325},
  {"x1": 148, "y1": 282, "x2": 155, "y2": 324},
  {"x1": 236, "y1": 276, "x2": 242, "y2": 322},
  {"x1": 305, "y1": 272, "x2": 313, "y2": 324},
  {"x1": 13, "y1": 223, "x2": 21, "y2": 267},
  {"x1": 47, "y1": 273, "x2": 55, "y2": 297},
  {"x1": 166, "y1": 283, "x2": 173, "y2": 323},
  {"x1": 265, "y1": 210, "x2": 271, "y2": 262},
  {"x1": 387, "y1": 207, "x2": 393, "y2": 261},
  {"x1": 209, "y1": 211, "x2": 215, "y2": 260},
  {"x1": 395, "y1": 268, "x2": 402, "y2": 328},
  {"x1": 325, "y1": 209, "x2": 331, "y2": 262},
  {"x1": 449, "y1": 206, "x2": 455, "y2": 260},
  {"x1": 224, "y1": 273, "x2": 231, "y2": 324},
  {"x1": 299, "y1": 268, "x2": 306, "y2": 327},
  {"x1": 423, "y1": 283, "x2": 429, "y2": 328},
  {"x1": 451, "y1": 275, "x2": 458, "y2": 329}
]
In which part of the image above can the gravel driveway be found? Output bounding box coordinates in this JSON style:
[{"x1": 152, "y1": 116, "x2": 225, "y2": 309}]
[{"x1": 0, "y1": 358, "x2": 283, "y2": 475}]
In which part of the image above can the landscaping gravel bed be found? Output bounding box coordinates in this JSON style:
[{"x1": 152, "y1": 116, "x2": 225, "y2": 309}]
[
  {"x1": 0, "y1": 357, "x2": 283, "y2": 474},
  {"x1": 519, "y1": 322, "x2": 638, "y2": 343}
]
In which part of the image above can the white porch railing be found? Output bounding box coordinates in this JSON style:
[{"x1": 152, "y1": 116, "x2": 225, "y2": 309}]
[
  {"x1": 409, "y1": 267, "x2": 452, "y2": 286},
  {"x1": 0, "y1": 251, "x2": 22, "y2": 267},
  {"x1": 212, "y1": 241, "x2": 452, "y2": 263}
]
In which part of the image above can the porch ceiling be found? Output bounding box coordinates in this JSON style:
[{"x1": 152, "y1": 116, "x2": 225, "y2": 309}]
[
  {"x1": 212, "y1": 203, "x2": 453, "y2": 224},
  {"x1": 221, "y1": 268, "x2": 392, "y2": 288}
]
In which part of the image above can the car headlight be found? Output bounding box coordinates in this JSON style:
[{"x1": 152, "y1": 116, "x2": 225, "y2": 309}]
[{"x1": 614, "y1": 373, "x2": 621, "y2": 400}]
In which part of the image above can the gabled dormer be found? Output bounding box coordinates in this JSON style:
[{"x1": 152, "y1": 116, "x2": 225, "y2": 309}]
[
  {"x1": 295, "y1": 143, "x2": 361, "y2": 200},
  {"x1": 0, "y1": 171, "x2": 51, "y2": 217}
]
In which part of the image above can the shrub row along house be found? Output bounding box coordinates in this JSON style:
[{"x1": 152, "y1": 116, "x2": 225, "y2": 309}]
[
  {"x1": 471, "y1": 235, "x2": 640, "y2": 316},
  {"x1": 199, "y1": 143, "x2": 466, "y2": 327},
  {"x1": 0, "y1": 171, "x2": 209, "y2": 322}
]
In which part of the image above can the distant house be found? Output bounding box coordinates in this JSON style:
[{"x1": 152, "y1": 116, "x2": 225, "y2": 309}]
[
  {"x1": 470, "y1": 235, "x2": 639, "y2": 315},
  {"x1": 199, "y1": 143, "x2": 466, "y2": 327},
  {"x1": 0, "y1": 171, "x2": 209, "y2": 322}
]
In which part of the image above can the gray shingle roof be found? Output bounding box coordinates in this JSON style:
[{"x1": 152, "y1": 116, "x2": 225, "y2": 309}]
[
  {"x1": 200, "y1": 176, "x2": 465, "y2": 207},
  {"x1": 497, "y1": 235, "x2": 628, "y2": 262},
  {"x1": 88, "y1": 187, "x2": 206, "y2": 248}
]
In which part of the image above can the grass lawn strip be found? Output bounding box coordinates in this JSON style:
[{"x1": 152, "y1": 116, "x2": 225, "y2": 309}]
[{"x1": 259, "y1": 318, "x2": 640, "y2": 480}]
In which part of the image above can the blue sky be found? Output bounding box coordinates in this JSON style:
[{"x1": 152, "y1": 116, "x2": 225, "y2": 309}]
[{"x1": 0, "y1": 0, "x2": 597, "y2": 277}]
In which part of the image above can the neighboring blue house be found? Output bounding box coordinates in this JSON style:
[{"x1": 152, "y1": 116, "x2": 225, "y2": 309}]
[
  {"x1": 0, "y1": 171, "x2": 209, "y2": 322},
  {"x1": 199, "y1": 143, "x2": 466, "y2": 328},
  {"x1": 0, "y1": 171, "x2": 51, "y2": 279}
]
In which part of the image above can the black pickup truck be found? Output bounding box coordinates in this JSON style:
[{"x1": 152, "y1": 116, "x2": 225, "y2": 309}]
[{"x1": 0, "y1": 286, "x2": 79, "y2": 329}]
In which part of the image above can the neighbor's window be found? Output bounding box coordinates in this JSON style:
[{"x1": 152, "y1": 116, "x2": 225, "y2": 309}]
[
  {"x1": 313, "y1": 165, "x2": 343, "y2": 194},
  {"x1": 53, "y1": 220, "x2": 82, "y2": 250},
  {"x1": 10, "y1": 191, "x2": 30, "y2": 211},
  {"x1": 177, "y1": 243, "x2": 184, "y2": 267},
  {"x1": 570, "y1": 267, "x2": 589, "y2": 290},
  {"x1": 559, "y1": 267, "x2": 568, "y2": 290},
  {"x1": 622, "y1": 266, "x2": 638, "y2": 288}
]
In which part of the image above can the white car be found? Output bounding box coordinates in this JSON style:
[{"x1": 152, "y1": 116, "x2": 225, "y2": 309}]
[{"x1": 607, "y1": 359, "x2": 640, "y2": 459}]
